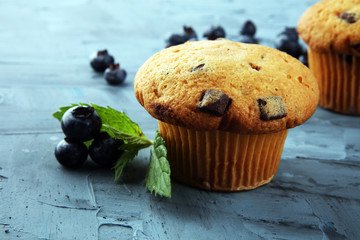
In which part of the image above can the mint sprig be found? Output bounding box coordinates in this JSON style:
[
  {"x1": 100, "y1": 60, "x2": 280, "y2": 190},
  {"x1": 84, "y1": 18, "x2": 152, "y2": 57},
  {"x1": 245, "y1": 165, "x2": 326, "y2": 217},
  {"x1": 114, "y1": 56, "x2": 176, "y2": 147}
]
[
  {"x1": 52, "y1": 103, "x2": 171, "y2": 198},
  {"x1": 146, "y1": 131, "x2": 171, "y2": 198}
]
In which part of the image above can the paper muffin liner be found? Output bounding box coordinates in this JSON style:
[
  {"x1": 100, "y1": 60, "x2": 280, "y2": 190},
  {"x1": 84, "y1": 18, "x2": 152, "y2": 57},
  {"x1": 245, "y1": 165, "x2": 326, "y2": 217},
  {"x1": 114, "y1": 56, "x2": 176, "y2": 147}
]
[
  {"x1": 158, "y1": 121, "x2": 289, "y2": 191},
  {"x1": 308, "y1": 49, "x2": 360, "y2": 115}
]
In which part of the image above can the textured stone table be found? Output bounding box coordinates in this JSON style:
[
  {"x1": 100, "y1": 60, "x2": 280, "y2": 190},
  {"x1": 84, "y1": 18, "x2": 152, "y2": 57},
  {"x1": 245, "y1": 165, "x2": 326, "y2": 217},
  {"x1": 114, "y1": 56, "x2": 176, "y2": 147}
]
[{"x1": 0, "y1": 0, "x2": 359, "y2": 239}]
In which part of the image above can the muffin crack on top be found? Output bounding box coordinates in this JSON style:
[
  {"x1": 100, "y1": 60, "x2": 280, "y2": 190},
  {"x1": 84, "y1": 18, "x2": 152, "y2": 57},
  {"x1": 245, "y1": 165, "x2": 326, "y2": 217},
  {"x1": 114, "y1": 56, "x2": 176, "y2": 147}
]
[{"x1": 134, "y1": 39, "x2": 319, "y2": 134}]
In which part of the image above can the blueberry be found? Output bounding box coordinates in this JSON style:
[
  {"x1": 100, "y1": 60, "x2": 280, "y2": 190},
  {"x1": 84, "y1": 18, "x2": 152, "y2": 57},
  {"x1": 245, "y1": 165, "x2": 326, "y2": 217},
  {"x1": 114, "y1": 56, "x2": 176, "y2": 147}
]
[
  {"x1": 275, "y1": 34, "x2": 302, "y2": 58},
  {"x1": 166, "y1": 34, "x2": 187, "y2": 47},
  {"x1": 238, "y1": 35, "x2": 258, "y2": 44},
  {"x1": 90, "y1": 50, "x2": 115, "y2": 73},
  {"x1": 61, "y1": 106, "x2": 102, "y2": 142},
  {"x1": 239, "y1": 20, "x2": 256, "y2": 36},
  {"x1": 89, "y1": 132, "x2": 124, "y2": 167},
  {"x1": 298, "y1": 52, "x2": 308, "y2": 67},
  {"x1": 55, "y1": 138, "x2": 88, "y2": 169},
  {"x1": 166, "y1": 26, "x2": 197, "y2": 47},
  {"x1": 183, "y1": 26, "x2": 198, "y2": 41},
  {"x1": 277, "y1": 27, "x2": 299, "y2": 41},
  {"x1": 203, "y1": 26, "x2": 226, "y2": 40},
  {"x1": 104, "y1": 63, "x2": 127, "y2": 85}
]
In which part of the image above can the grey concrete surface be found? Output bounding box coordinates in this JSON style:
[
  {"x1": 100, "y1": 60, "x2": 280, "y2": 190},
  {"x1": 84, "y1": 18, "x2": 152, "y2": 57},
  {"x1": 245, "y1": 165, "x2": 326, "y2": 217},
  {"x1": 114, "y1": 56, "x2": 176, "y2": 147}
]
[{"x1": 0, "y1": 0, "x2": 359, "y2": 239}]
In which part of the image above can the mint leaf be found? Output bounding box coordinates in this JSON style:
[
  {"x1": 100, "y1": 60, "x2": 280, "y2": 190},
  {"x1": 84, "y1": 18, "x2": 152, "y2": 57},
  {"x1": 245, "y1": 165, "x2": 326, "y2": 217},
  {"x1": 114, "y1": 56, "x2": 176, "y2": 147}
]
[
  {"x1": 113, "y1": 146, "x2": 140, "y2": 180},
  {"x1": 90, "y1": 104, "x2": 146, "y2": 139},
  {"x1": 146, "y1": 131, "x2": 171, "y2": 198},
  {"x1": 91, "y1": 105, "x2": 153, "y2": 180},
  {"x1": 102, "y1": 124, "x2": 153, "y2": 148}
]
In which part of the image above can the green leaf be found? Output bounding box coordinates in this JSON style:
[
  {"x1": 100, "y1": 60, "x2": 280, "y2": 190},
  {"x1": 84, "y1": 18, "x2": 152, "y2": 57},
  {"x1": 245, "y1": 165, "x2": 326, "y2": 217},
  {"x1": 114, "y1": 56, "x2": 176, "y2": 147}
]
[
  {"x1": 90, "y1": 104, "x2": 146, "y2": 139},
  {"x1": 113, "y1": 146, "x2": 140, "y2": 181},
  {"x1": 93, "y1": 105, "x2": 153, "y2": 180},
  {"x1": 146, "y1": 131, "x2": 171, "y2": 198},
  {"x1": 102, "y1": 124, "x2": 153, "y2": 148}
]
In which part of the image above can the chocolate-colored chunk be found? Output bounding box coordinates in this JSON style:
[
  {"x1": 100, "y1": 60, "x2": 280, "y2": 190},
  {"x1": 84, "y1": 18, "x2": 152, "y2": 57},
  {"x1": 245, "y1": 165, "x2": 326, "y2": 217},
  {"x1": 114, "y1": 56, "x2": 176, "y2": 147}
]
[
  {"x1": 191, "y1": 63, "x2": 205, "y2": 72},
  {"x1": 198, "y1": 89, "x2": 231, "y2": 116},
  {"x1": 249, "y1": 62, "x2": 261, "y2": 71},
  {"x1": 152, "y1": 103, "x2": 174, "y2": 119},
  {"x1": 339, "y1": 12, "x2": 359, "y2": 23},
  {"x1": 257, "y1": 96, "x2": 287, "y2": 121}
]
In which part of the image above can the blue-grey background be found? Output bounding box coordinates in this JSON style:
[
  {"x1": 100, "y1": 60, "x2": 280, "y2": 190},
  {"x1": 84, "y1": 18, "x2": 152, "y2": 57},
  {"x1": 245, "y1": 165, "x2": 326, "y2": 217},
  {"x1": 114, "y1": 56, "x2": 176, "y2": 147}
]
[{"x1": 0, "y1": 0, "x2": 359, "y2": 239}]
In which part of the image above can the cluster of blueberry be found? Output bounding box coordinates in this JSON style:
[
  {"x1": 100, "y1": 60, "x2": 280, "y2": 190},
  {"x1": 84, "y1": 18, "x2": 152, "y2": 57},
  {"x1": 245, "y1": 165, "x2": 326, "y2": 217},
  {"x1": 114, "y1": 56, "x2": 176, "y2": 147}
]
[
  {"x1": 165, "y1": 25, "x2": 223, "y2": 47},
  {"x1": 203, "y1": 26, "x2": 226, "y2": 41},
  {"x1": 165, "y1": 21, "x2": 308, "y2": 66},
  {"x1": 90, "y1": 50, "x2": 127, "y2": 85},
  {"x1": 275, "y1": 27, "x2": 308, "y2": 66},
  {"x1": 54, "y1": 106, "x2": 124, "y2": 169},
  {"x1": 165, "y1": 26, "x2": 198, "y2": 48},
  {"x1": 165, "y1": 20, "x2": 258, "y2": 47}
]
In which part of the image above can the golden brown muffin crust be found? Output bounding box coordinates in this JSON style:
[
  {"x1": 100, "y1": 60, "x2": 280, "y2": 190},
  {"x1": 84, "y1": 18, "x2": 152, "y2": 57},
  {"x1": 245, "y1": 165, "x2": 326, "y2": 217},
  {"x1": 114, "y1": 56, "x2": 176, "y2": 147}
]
[
  {"x1": 298, "y1": 0, "x2": 360, "y2": 56},
  {"x1": 134, "y1": 39, "x2": 319, "y2": 134}
]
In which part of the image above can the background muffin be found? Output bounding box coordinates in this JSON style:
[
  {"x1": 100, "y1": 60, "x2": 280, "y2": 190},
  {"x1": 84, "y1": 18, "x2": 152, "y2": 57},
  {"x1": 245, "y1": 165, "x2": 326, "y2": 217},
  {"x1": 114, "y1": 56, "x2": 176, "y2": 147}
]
[
  {"x1": 134, "y1": 39, "x2": 319, "y2": 191},
  {"x1": 298, "y1": 0, "x2": 360, "y2": 115}
]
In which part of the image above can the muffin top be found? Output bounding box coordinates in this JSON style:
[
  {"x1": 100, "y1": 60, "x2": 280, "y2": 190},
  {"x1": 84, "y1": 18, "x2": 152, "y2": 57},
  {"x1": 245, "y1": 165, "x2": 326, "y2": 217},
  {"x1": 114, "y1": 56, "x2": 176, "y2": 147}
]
[
  {"x1": 134, "y1": 39, "x2": 319, "y2": 134},
  {"x1": 298, "y1": 0, "x2": 360, "y2": 56}
]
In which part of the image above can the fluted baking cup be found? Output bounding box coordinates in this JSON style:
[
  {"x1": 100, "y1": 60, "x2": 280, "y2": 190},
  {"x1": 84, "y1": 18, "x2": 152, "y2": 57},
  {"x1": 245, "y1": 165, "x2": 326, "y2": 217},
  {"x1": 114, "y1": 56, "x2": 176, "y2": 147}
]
[
  {"x1": 158, "y1": 121, "x2": 289, "y2": 191},
  {"x1": 308, "y1": 49, "x2": 360, "y2": 115}
]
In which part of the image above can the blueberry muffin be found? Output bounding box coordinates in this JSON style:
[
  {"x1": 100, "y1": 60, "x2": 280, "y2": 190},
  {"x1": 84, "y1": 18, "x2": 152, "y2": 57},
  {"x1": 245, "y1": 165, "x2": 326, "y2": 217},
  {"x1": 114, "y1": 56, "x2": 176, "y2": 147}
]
[
  {"x1": 298, "y1": 0, "x2": 360, "y2": 115},
  {"x1": 134, "y1": 39, "x2": 319, "y2": 191}
]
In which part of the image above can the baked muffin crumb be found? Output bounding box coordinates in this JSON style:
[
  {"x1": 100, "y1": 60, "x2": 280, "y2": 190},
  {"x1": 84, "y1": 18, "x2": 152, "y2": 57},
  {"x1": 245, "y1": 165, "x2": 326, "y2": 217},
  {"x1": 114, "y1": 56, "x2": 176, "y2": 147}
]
[{"x1": 135, "y1": 39, "x2": 319, "y2": 134}]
